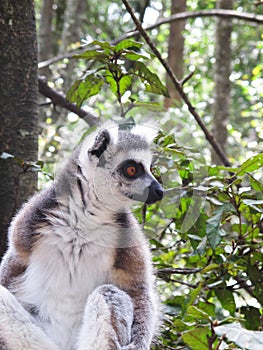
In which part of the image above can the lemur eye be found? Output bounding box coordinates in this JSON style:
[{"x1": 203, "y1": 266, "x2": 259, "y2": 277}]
[
  {"x1": 126, "y1": 166, "x2": 137, "y2": 177},
  {"x1": 119, "y1": 160, "x2": 144, "y2": 179}
]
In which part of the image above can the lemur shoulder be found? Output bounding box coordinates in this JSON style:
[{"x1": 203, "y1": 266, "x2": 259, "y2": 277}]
[{"x1": 0, "y1": 123, "x2": 164, "y2": 350}]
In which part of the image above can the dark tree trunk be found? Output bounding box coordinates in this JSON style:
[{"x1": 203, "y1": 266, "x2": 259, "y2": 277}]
[
  {"x1": 165, "y1": 0, "x2": 186, "y2": 108},
  {"x1": 0, "y1": 0, "x2": 39, "y2": 259},
  {"x1": 212, "y1": 0, "x2": 234, "y2": 164}
]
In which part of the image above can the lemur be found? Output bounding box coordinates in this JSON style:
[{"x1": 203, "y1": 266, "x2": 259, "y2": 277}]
[{"x1": 0, "y1": 123, "x2": 164, "y2": 350}]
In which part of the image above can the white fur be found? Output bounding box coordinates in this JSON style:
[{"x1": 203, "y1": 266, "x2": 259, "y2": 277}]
[
  {"x1": 0, "y1": 124, "x2": 160, "y2": 350},
  {"x1": 0, "y1": 285, "x2": 59, "y2": 350},
  {"x1": 131, "y1": 124, "x2": 159, "y2": 144},
  {"x1": 77, "y1": 286, "x2": 133, "y2": 350},
  {"x1": 10, "y1": 224, "x2": 116, "y2": 349}
]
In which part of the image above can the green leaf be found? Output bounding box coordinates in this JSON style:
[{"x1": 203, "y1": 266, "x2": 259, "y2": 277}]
[
  {"x1": 88, "y1": 40, "x2": 112, "y2": 51},
  {"x1": 236, "y1": 153, "x2": 263, "y2": 176},
  {"x1": 206, "y1": 203, "x2": 233, "y2": 249},
  {"x1": 115, "y1": 39, "x2": 143, "y2": 52},
  {"x1": 119, "y1": 75, "x2": 132, "y2": 95},
  {"x1": 209, "y1": 165, "x2": 239, "y2": 176},
  {"x1": 145, "y1": 80, "x2": 169, "y2": 97},
  {"x1": 187, "y1": 305, "x2": 209, "y2": 321},
  {"x1": 243, "y1": 199, "x2": 263, "y2": 213},
  {"x1": 241, "y1": 306, "x2": 261, "y2": 330},
  {"x1": 36, "y1": 160, "x2": 44, "y2": 168},
  {"x1": 201, "y1": 264, "x2": 219, "y2": 274},
  {"x1": 182, "y1": 327, "x2": 210, "y2": 350},
  {"x1": 197, "y1": 301, "x2": 216, "y2": 317},
  {"x1": 105, "y1": 70, "x2": 117, "y2": 94},
  {"x1": 206, "y1": 224, "x2": 225, "y2": 250},
  {"x1": 246, "y1": 264, "x2": 263, "y2": 305},
  {"x1": 67, "y1": 74, "x2": 104, "y2": 107},
  {"x1": 131, "y1": 61, "x2": 169, "y2": 97},
  {"x1": 105, "y1": 71, "x2": 132, "y2": 98},
  {"x1": 215, "y1": 286, "x2": 236, "y2": 316},
  {"x1": 123, "y1": 51, "x2": 150, "y2": 61},
  {"x1": 73, "y1": 50, "x2": 108, "y2": 62},
  {"x1": 248, "y1": 173, "x2": 263, "y2": 193}
]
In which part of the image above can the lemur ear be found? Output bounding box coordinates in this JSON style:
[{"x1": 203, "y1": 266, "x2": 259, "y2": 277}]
[{"x1": 89, "y1": 129, "x2": 110, "y2": 159}]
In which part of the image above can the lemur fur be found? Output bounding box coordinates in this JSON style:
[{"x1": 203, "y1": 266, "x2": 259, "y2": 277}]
[{"x1": 0, "y1": 123, "x2": 164, "y2": 350}]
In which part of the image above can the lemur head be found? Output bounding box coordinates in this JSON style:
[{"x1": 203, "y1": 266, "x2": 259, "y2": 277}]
[{"x1": 78, "y1": 123, "x2": 164, "y2": 211}]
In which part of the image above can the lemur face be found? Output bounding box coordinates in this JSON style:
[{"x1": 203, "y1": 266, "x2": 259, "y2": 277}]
[
  {"x1": 79, "y1": 125, "x2": 164, "y2": 210},
  {"x1": 115, "y1": 156, "x2": 163, "y2": 205}
]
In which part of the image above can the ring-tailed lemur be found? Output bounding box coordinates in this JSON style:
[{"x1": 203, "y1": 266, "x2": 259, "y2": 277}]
[{"x1": 0, "y1": 123, "x2": 164, "y2": 350}]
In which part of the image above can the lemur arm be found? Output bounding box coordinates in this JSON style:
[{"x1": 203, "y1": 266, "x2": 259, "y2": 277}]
[
  {"x1": 123, "y1": 287, "x2": 156, "y2": 350},
  {"x1": 0, "y1": 284, "x2": 60, "y2": 350},
  {"x1": 112, "y1": 246, "x2": 158, "y2": 350},
  {"x1": 0, "y1": 243, "x2": 60, "y2": 350}
]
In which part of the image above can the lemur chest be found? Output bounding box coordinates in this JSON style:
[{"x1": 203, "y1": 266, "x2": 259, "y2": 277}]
[{"x1": 15, "y1": 227, "x2": 116, "y2": 349}]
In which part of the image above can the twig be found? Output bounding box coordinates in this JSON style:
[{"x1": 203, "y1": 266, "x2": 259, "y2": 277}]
[
  {"x1": 180, "y1": 71, "x2": 195, "y2": 86},
  {"x1": 38, "y1": 76, "x2": 98, "y2": 126},
  {"x1": 38, "y1": 10, "x2": 263, "y2": 69},
  {"x1": 234, "y1": 275, "x2": 254, "y2": 297},
  {"x1": 216, "y1": 334, "x2": 226, "y2": 350},
  {"x1": 143, "y1": 9, "x2": 263, "y2": 31},
  {"x1": 156, "y1": 267, "x2": 202, "y2": 276},
  {"x1": 122, "y1": 0, "x2": 232, "y2": 167}
]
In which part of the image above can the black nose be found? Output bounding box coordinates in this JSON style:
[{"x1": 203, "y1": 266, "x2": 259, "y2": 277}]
[{"x1": 145, "y1": 181, "x2": 164, "y2": 204}]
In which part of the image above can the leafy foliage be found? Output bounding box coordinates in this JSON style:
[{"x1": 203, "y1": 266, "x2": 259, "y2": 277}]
[
  {"x1": 148, "y1": 131, "x2": 263, "y2": 349},
  {"x1": 66, "y1": 39, "x2": 169, "y2": 116}
]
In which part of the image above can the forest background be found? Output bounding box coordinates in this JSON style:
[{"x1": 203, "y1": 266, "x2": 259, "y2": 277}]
[{"x1": 0, "y1": 0, "x2": 263, "y2": 349}]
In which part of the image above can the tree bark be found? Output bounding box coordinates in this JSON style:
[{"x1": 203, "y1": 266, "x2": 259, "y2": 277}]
[
  {"x1": 0, "y1": 0, "x2": 39, "y2": 259},
  {"x1": 164, "y1": 0, "x2": 186, "y2": 108},
  {"x1": 212, "y1": 0, "x2": 234, "y2": 164}
]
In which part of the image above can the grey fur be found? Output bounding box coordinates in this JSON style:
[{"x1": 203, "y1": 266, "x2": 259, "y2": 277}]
[{"x1": 0, "y1": 125, "x2": 162, "y2": 350}]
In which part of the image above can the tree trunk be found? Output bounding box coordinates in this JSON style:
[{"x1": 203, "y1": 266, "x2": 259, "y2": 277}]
[
  {"x1": 0, "y1": 0, "x2": 39, "y2": 259},
  {"x1": 164, "y1": 0, "x2": 186, "y2": 108},
  {"x1": 38, "y1": 0, "x2": 54, "y2": 77},
  {"x1": 59, "y1": 0, "x2": 87, "y2": 91},
  {"x1": 212, "y1": 0, "x2": 234, "y2": 164}
]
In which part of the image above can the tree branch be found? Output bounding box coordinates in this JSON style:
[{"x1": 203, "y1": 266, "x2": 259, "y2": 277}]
[
  {"x1": 142, "y1": 9, "x2": 263, "y2": 32},
  {"x1": 122, "y1": 0, "x2": 232, "y2": 167},
  {"x1": 38, "y1": 76, "x2": 99, "y2": 126},
  {"x1": 156, "y1": 267, "x2": 202, "y2": 276},
  {"x1": 38, "y1": 9, "x2": 263, "y2": 69}
]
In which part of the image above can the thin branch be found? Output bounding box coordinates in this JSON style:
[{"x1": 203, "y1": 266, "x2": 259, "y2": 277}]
[
  {"x1": 122, "y1": 0, "x2": 232, "y2": 167},
  {"x1": 38, "y1": 76, "x2": 99, "y2": 126},
  {"x1": 143, "y1": 9, "x2": 263, "y2": 31},
  {"x1": 38, "y1": 10, "x2": 263, "y2": 69},
  {"x1": 156, "y1": 267, "x2": 202, "y2": 276},
  {"x1": 180, "y1": 71, "x2": 195, "y2": 86},
  {"x1": 234, "y1": 275, "x2": 254, "y2": 298}
]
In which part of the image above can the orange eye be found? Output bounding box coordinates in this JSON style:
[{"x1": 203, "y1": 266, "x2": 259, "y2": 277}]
[{"x1": 126, "y1": 166, "x2": 137, "y2": 177}]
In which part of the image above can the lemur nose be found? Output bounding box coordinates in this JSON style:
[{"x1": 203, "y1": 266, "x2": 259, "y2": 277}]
[
  {"x1": 145, "y1": 181, "x2": 164, "y2": 204},
  {"x1": 154, "y1": 188, "x2": 164, "y2": 200}
]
